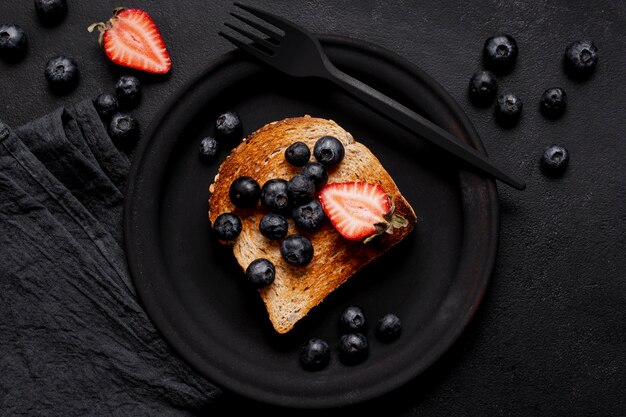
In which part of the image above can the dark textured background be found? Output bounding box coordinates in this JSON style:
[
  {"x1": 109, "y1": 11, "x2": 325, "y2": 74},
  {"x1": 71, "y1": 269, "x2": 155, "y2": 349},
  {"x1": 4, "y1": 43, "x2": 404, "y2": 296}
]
[{"x1": 1, "y1": 0, "x2": 625, "y2": 416}]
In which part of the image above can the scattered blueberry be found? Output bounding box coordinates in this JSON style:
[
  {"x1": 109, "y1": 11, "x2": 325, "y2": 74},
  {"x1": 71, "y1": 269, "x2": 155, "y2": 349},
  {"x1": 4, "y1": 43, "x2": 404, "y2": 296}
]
[
  {"x1": 108, "y1": 112, "x2": 139, "y2": 148},
  {"x1": 260, "y1": 178, "x2": 290, "y2": 213},
  {"x1": 245, "y1": 258, "x2": 275, "y2": 289},
  {"x1": 287, "y1": 173, "x2": 315, "y2": 206},
  {"x1": 540, "y1": 144, "x2": 569, "y2": 177},
  {"x1": 34, "y1": 0, "x2": 68, "y2": 26},
  {"x1": 285, "y1": 141, "x2": 311, "y2": 167},
  {"x1": 93, "y1": 93, "x2": 118, "y2": 121},
  {"x1": 483, "y1": 34, "x2": 518, "y2": 73},
  {"x1": 115, "y1": 75, "x2": 141, "y2": 109},
  {"x1": 215, "y1": 111, "x2": 243, "y2": 141},
  {"x1": 280, "y1": 234, "x2": 314, "y2": 266},
  {"x1": 0, "y1": 24, "x2": 28, "y2": 62},
  {"x1": 313, "y1": 136, "x2": 345, "y2": 167},
  {"x1": 212, "y1": 212, "x2": 242, "y2": 241},
  {"x1": 564, "y1": 40, "x2": 598, "y2": 80},
  {"x1": 338, "y1": 333, "x2": 369, "y2": 365},
  {"x1": 299, "y1": 338, "x2": 331, "y2": 371},
  {"x1": 494, "y1": 92, "x2": 523, "y2": 127},
  {"x1": 339, "y1": 305, "x2": 366, "y2": 333},
  {"x1": 259, "y1": 213, "x2": 289, "y2": 240},
  {"x1": 198, "y1": 136, "x2": 219, "y2": 164},
  {"x1": 229, "y1": 176, "x2": 261, "y2": 208},
  {"x1": 540, "y1": 87, "x2": 567, "y2": 119},
  {"x1": 375, "y1": 313, "x2": 402, "y2": 343},
  {"x1": 292, "y1": 199, "x2": 326, "y2": 232},
  {"x1": 300, "y1": 162, "x2": 328, "y2": 191},
  {"x1": 468, "y1": 70, "x2": 498, "y2": 107},
  {"x1": 44, "y1": 55, "x2": 79, "y2": 94}
]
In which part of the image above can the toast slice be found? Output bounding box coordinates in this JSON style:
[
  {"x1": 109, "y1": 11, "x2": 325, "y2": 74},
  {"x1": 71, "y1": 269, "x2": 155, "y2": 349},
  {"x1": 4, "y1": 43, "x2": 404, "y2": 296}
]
[{"x1": 208, "y1": 116, "x2": 417, "y2": 334}]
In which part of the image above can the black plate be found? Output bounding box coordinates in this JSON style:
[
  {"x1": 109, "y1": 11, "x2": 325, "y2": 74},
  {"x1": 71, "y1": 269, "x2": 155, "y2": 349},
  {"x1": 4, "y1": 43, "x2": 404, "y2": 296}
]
[{"x1": 124, "y1": 35, "x2": 499, "y2": 409}]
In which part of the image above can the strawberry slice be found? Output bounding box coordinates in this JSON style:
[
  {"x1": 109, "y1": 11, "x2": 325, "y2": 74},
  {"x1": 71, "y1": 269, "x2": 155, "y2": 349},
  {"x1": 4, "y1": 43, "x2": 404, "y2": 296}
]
[
  {"x1": 318, "y1": 182, "x2": 408, "y2": 242},
  {"x1": 88, "y1": 7, "x2": 171, "y2": 74}
]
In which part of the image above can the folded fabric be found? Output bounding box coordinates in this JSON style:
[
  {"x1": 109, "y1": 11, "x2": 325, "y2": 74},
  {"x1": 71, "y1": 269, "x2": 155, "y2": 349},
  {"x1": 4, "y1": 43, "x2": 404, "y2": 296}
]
[{"x1": 0, "y1": 99, "x2": 221, "y2": 416}]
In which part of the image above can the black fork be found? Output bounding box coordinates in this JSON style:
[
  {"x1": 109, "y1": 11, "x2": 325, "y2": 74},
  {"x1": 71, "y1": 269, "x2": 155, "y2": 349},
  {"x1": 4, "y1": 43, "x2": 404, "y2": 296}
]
[{"x1": 219, "y1": 3, "x2": 526, "y2": 191}]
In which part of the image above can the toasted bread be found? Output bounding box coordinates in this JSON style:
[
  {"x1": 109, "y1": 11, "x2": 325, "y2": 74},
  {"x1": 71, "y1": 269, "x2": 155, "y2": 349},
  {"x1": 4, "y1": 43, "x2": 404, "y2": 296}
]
[{"x1": 208, "y1": 116, "x2": 417, "y2": 334}]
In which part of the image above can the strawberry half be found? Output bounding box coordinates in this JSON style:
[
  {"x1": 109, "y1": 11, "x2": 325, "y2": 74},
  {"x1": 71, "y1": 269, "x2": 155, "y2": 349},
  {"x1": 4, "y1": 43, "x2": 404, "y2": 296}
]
[
  {"x1": 318, "y1": 182, "x2": 408, "y2": 242},
  {"x1": 88, "y1": 7, "x2": 171, "y2": 74}
]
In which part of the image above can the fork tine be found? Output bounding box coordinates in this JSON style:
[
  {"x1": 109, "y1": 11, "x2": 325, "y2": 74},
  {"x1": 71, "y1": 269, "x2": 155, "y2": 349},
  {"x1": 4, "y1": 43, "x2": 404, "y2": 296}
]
[
  {"x1": 230, "y1": 12, "x2": 282, "y2": 42},
  {"x1": 234, "y1": 2, "x2": 306, "y2": 34},
  {"x1": 224, "y1": 22, "x2": 276, "y2": 52},
  {"x1": 219, "y1": 31, "x2": 274, "y2": 61}
]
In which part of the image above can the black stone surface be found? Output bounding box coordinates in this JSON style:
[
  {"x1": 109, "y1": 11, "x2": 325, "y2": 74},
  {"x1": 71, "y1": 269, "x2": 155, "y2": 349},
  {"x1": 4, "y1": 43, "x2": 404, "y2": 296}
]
[{"x1": 1, "y1": 0, "x2": 625, "y2": 416}]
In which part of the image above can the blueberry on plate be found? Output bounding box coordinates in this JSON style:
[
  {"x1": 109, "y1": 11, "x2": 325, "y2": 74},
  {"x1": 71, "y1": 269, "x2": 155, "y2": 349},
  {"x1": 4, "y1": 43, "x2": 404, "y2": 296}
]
[
  {"x1": 34, "y1": 0, "x2": 68, "y2": 26},
  {"x1": 338, "y1": 333, "x2": 369, "y2": 365},
  {"x1": 198, "y1": 136, "x2": 219, "y2": 164},
  {"x1": 483, "y1": 34, "x2": 518, "y2": 73},
  {"x1": 287, "y1": 173, "x2": 315, "y2": 206},
  {"x1": 115, "y1": 75, "x2": 141, "y2": 109},
  {"x1": 245, "y1": 258, "x2": 275, "y2": 289},
  {"x1": 212, "y1": 212, "x2": 242, "y2": 241},
  {"x1": 260, "y1": 178, "x2": 290, "y2": 213},
  {"x1": 215, "y1": 111, "x2": 242, "y2": 141},
  {"x1": 44, "y1": 55, "x2": 79, "y2": 94},
  {"x1": 313, "y1": 135, "x2": 345, "y2": 167},
  {"x1": 292, "y1": 199, "x2": 326, "y2": 232},
  {"x1": 259, "y1": 213, "x2": 289, "y2": 240},
  {"x1": 299, "y1": 338, "x2": 331, "y2": 371},
  {"x1": 93, "y1": 93, "x2": 119, "y2": 121},
  {"x1": 300, "y1": 162, "x2": 328, "y2": 191},
  {"x1": 108, "y1": 112, "x2": 139, "y2": 149},
  {"x1": 540, "y1": 87, "x2": 567, "y2": 119},
  {"x1": 339, "y1": 305, "x2": 366, "y2": 333},
  {"x1": 285, "y1": 141, "x2": 311, "y2": 167},
  {"x1": 280, "y1": 234, "x2": 313, "y2": 266},
  {"x1": 375, "y1": 313, "x2": 402, "y2": 343},
  {"x1": 540, "y1": 144, "x2": 569, "y2": 177},
  {"x1": 229, "y1": 176, "x2": 261, "y2": 208},
  {"x1": 564, "y1": 40, "x2": 598, "y2": 80},
  {"x1": 0, "y1": 24, "x2": 28, "y2": 62},
  {"x1": 468, "y1": 70, "x2": 498, "y2": 107},
  {"x1": 494, "y1": 92, "x2": 523, "y2": 127}
]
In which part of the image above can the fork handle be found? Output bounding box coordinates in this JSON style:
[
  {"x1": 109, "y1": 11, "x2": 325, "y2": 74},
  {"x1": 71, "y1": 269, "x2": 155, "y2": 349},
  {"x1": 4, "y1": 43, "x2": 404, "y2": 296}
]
[{"x1": 323, "y1": 66, "x2": 526, "y2": 190}]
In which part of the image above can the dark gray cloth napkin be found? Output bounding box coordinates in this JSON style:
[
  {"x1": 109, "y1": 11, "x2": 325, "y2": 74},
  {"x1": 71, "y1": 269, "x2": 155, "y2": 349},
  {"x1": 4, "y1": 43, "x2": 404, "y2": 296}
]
[{"x1": 0, "y1": 99, "x2": 221, "y2": 416}]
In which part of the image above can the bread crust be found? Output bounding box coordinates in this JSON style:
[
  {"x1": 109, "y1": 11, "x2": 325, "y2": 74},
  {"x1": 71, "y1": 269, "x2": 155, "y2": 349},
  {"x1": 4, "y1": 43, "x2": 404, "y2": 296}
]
[{"x1": 208, "y1": 116, "x2": 417, "y2": 334}]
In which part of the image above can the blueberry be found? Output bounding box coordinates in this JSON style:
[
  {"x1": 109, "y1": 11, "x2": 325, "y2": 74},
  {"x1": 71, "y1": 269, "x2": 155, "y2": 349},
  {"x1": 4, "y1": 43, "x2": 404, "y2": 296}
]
[
  {"x1": 483, "y1": 34, "x2": 518, "y2": 73},
  {"x1": 540, "y1": 144, "x2": 569, "y2": 177},
  {"x1": 215, "y1": 111, "x2": 242, "y2": 141},
  {"x1": 259, "y1": 213, "x2": 289, "y2": 240},
  {"x1": 292, "y1": 199, "x2": 326, "y2": 232},
  {"x1": 108, "y1": 112, "x2": 139, "y2": 149},
  {"x1": 260, "y1": 178, "x2": 290, "y2": 213},
  {"x1": 339, "y1": 305, "x2": 366, "y2": 332},
  {"x1": 212, "y1": 212, "x2": 242, "y2": 241},
  {"x1": 245, "y1": 258, "x2": 275, "y2": 289},
  {"x1": 198, "y1": 136, "x2": 219, "y2": 164},
  {"x1": 540, "y1": 87, "x2": 567, "y2": 119},
  {"x1": 115, "y1": 75, "x2": 141, "y2": 109},
  {"x1": 494, "y1": 92, "x2": 523, "y2": 127},
  {"x1": 287, "y1": 174, "x2": 315, "y2": 206},
  {"x1": 313, "y1": 136, "x2": 345, "y2": 167},
  {"x1": 299, "y1": 338, "x2": 331, "y2": 371},
  {"x1": 375, "y1": 313, "x2": 402, "y2": 343},
  {"x1": 285, "y1": 141, "x2": 311, "y2": 167},
  {"x1": 34, "y1": 0, "x2": 68, "y2": 26},
  {"x1": 229, "y1": 176, "x2": 261, "y2": 208},
  {"x1": 44, "y1": 55, "x2": 79, "y2": 94},
  {"x1": 93, "y1": 93, "x2": 118, "y2": 121},
  {"x1": 468, "y1": 70, "x2": 498, "y2": 107},
  {"x1": 0, "y1": 24, "x2": 28, "y2": 62},
  {"x1": 338, "y1": 333, "x2": 369, "y2": 365},
  {"x1": 280, "y1": 234, "x2": 313, "y2": 266},
  {"x1": 300, "y1": 162, "x2": 328, "y2": 191},
  {"x1": 564, "y1": 40, "x2": 598, "y2": 80}
]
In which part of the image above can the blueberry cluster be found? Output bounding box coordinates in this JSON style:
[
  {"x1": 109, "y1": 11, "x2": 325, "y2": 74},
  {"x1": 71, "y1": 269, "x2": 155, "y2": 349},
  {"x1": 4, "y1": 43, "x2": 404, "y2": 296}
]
[
  {"x1": 299, "y1": 306, "x2": 402, "y2": 371},
  {"x1": 197, "y1": 110, "x2": 243, "y2": 164},
  {"x1": 211, "y1": 134, "x2": 346, "y2": 289}
]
